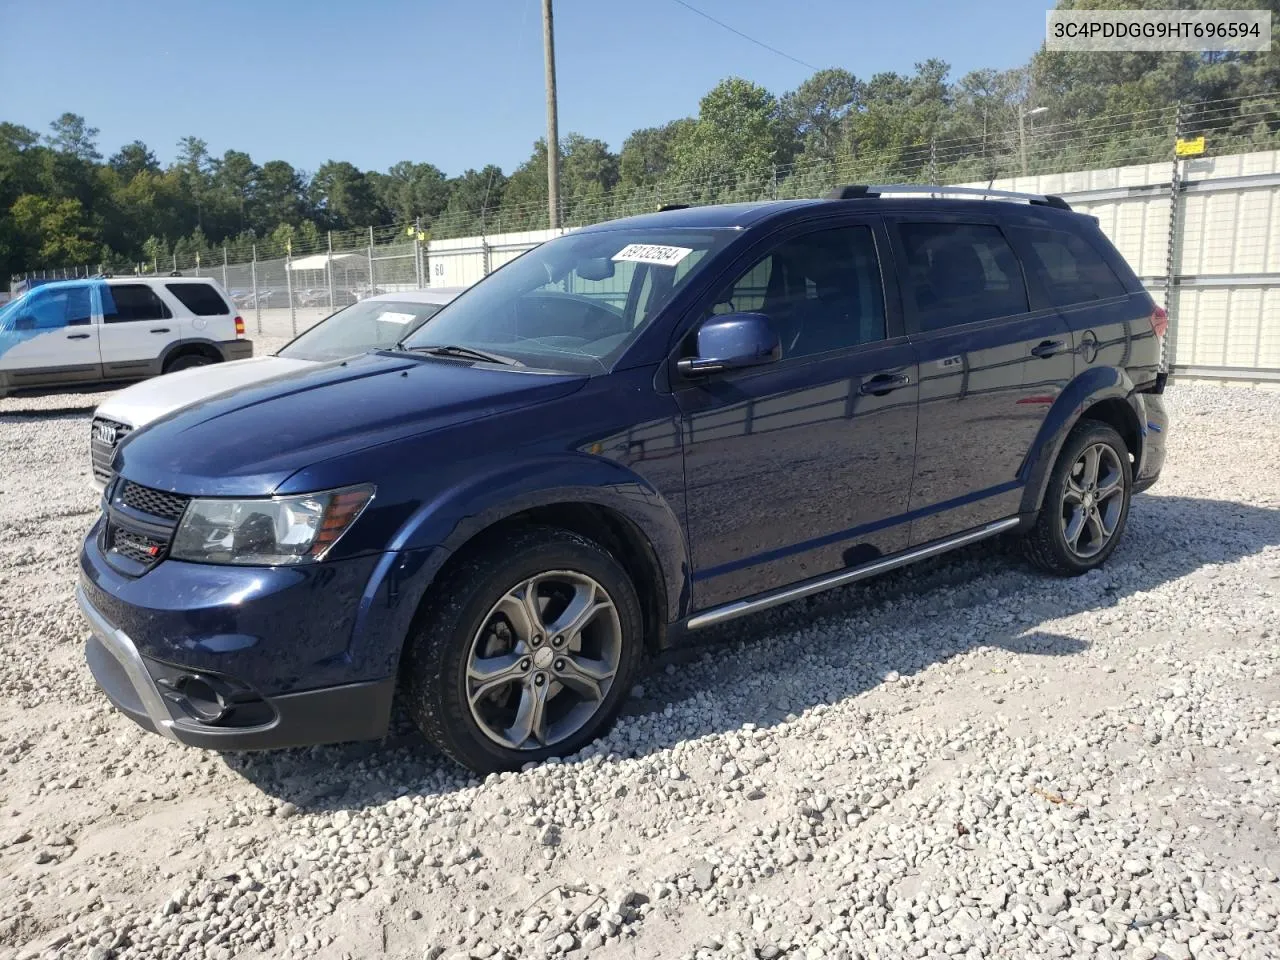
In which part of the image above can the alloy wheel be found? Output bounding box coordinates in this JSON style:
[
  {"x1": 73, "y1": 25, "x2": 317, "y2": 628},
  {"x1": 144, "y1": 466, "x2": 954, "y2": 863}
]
[
  {"x1": 1060, "y1": 442, "x2": 1126, "y2": 559},
  {"x1": 465, "y1": 570, "x2": 622, "y2": 751}
]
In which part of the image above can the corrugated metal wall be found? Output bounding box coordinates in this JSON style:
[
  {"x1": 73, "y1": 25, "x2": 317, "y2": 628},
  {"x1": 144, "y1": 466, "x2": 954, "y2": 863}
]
[{"x1": 962, "y1": 149, "x2": 1280, "y2": 383}]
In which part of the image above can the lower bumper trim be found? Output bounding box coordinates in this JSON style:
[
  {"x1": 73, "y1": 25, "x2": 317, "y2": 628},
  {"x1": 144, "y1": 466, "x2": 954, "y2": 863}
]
[
  {"x1": 77, "y1": 583, "x2": 179, "y2": 740},
  {"x1": 78, "y1": 583, "x2": 396, "y2": 751}
]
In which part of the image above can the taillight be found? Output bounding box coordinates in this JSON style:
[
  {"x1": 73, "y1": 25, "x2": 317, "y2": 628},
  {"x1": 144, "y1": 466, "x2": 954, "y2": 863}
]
[
  {"x1": 1150, "y1": 305, "x2": 1168, "y2": 338},
  {"x1": 234, "y1": 316, "x2": 245, "y2": 338}
]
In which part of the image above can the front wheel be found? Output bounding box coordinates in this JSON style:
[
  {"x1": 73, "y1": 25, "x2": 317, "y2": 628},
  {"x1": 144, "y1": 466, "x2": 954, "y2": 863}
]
[
  {"x1": 1022, "y1": 420, "x2": 1133, "y2": 576},
  {"x1": 403, "y1": 527, "x2": 644, "y2": 773}
]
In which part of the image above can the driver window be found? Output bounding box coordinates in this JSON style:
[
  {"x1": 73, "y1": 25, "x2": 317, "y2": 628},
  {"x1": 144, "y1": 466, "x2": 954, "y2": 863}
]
[
  {"x1": 17, "y1": 286, "x2": 92, "y2": 331},
  {"x1": 705, "y1": 225, "x2": 887, "y2": 360}
]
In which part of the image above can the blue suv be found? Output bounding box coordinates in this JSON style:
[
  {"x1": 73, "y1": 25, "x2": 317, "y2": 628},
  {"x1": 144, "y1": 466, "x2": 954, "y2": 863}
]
[{"x1": 78, "y1": 186, "x2": 1168, "y2": 773}]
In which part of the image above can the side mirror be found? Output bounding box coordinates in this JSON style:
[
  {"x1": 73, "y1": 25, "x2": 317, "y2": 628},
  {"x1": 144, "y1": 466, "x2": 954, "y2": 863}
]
[{"x1": 676, "y1": 312, "x2": 781, "y2": 377}]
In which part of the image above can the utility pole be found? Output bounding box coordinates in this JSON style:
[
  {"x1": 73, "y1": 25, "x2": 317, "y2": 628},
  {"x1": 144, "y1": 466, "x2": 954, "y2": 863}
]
[{"x1": 542, "y1": 0, "x2": 561, "y2": 230}]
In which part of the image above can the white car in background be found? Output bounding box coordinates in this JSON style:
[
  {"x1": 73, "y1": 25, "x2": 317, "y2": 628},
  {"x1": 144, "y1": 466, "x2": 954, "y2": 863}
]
[{"x1": 89, "y1": 287, "x2": 464, "y2": 488}]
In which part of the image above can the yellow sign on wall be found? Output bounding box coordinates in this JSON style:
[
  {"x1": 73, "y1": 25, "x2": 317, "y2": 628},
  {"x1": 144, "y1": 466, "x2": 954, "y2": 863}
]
[{"x1": 1175, "y1": 136, "x2": 1206, "y2": 157}]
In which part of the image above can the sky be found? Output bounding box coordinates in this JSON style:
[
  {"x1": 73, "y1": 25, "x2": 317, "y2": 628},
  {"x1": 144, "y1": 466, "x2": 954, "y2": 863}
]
[{"x1": 2, "y1": 0, "x2": 1047, "y2": 178}]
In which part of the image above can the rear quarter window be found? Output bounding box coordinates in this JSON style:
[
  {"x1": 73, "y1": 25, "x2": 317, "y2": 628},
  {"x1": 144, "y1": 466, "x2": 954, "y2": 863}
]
[
  {"x1": 1008, "y1": 226, "x2": 1127, "y2": 307},
  {"x1": 165, "y1": 282, "x2": 232, "y2": 316}
]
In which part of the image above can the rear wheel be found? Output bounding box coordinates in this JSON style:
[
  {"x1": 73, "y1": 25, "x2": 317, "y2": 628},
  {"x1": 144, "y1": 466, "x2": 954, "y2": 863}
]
[
  {"x1": 1022, "y1": 420, "x2": 1132, "y2": 576},
  {"x1": 163, "y1": 352, "x2": 216, "y2": 374},
  {"x1": 403, "y1": 527, "x2": 644, "y2": 773}
]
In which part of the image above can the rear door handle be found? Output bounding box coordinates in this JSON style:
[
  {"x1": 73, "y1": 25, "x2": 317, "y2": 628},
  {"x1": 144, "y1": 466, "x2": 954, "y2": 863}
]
[
  {"x1": 150, "y1": 327, "x2": 171, "y2": 334},
  {"x1": 858, "y1": 373, "x2": 912, "y2": 396},
  {"x1": 1030, "y1": 339, "x2": 1067, "y2": 359},
  {"x1": 66, "y1": 333, "x2": 91, "y2": 340}
]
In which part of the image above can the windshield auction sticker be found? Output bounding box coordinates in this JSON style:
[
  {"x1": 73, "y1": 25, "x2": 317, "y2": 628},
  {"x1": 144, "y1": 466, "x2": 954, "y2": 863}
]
[
  {"x1": 1047, "y1": 9, "x2": 1270, "y2": 52},
  {"x1": 612, "y1": 244, "x2": 694, "y2": 267}
]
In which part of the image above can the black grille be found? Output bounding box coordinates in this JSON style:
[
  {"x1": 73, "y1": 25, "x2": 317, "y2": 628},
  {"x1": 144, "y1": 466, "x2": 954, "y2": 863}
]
[
  {"x1": 90, "y1": 417, "x2": 131, "y2": 485},
  {"x1": 110, "y1": 526, "x2": 168, "y2": 565},
  {"x1": 121, "y1": 482, "x2": 190, "y2": 521}
]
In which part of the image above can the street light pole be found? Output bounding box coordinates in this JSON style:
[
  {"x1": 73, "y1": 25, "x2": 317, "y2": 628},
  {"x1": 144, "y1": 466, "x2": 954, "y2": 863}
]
[
  {"x1": 542, "y1": 0, "x2": 561, "y2": 230},
  {"x1": 1019, "y1": 105, "x2": 1048, "y2": 178}
]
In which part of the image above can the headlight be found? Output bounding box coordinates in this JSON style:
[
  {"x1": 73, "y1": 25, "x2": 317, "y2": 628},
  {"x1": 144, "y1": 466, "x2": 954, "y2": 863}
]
[{"x1": 170, "y1": 484, "x2": 374, "y2": 565}]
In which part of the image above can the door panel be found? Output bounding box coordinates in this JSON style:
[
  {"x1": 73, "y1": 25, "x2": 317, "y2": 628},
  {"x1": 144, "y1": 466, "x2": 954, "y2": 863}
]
[
  {"x1": 679, "y1": 343, "x2": 919, "y2": 608},
  {"x1": 889, "y1": 217, "x2": 1074, "y2": 545},
  {"x1": 674, "y1": 218, "x2": 919, "y2": 611},
  {"x1": 0, "y1": 282, "x2": 101, "y2": 389},
  {"x1": 907, "y1": 313, "x2": 1073, "y2": 543},
  {"x1": 98, "y1": 282, "x2": 175, "y2": 376}
]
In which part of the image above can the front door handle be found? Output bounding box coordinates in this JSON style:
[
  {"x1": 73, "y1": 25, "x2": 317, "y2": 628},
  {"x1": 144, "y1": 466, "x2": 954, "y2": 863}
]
[
  {"x1": 858, "y1": 373, "x2": 912, "y2": 397},
  {"x1": 1030, "y1": 339, "x2": 1067, "y2": 359},
  {"x1": 66, "y1": 333, "x2": 91, "y2": 340},
  {"x1": 150, "y1": 327, "x2": 171, "y2": 334}
]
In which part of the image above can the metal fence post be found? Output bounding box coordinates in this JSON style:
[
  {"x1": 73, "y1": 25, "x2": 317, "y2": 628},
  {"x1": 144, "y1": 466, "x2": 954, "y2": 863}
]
[
  {"x1": 195, "y1": 251, "x2": 201, "y2": 277},
  {"x1": 481, "y1": 233, "x2": 491, "y2": 278},
  {"x1": 414, "y1": 218, "x2": 423, "y2": 288},
  {"x1": 326, "y1": 232, "x2": 335, "y2": 313},
  {"x1": 1163, "y1": 102, "x2": 1185, "y2": 373},
  {"x1": 251, "y1": 244, "x2": 261, "y2": 334},
  {"x1": 222, "y1": 246, "x2": 229, "y2": 289},
  {"x1": 367, "y1": 226, "x2": 375, "y2": 297},
  {"x1": 286, "y1": 246, "x2": 297, "y2": 336},
  {"x1": 172, "y1": 253, "x2": 177, "y2": 274}
]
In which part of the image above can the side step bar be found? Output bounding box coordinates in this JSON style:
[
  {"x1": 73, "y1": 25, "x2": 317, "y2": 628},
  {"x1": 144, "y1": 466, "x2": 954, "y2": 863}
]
[{"x1": 685, "y1": 517, "x2": 1022, "y2": 631}]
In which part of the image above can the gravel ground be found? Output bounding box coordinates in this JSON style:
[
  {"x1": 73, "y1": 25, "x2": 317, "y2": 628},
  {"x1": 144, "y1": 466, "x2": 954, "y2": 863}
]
[{"x1": 1, "y1": 383, "x2": 1278, "y2": 960}]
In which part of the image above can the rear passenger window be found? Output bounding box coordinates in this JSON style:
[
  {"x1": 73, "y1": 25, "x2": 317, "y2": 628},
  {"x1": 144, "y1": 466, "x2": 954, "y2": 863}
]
[
  {"x1": 898, "y1": 223, "x2": 1029, "y2": 332},
  {"x1": 707, "y1": 225, "x2": 887, "y2": 360},
  {"x1": 102, "y1": 284, "x2": 172, "y2": 323},
  {"x1": 165, "y1": 282, "x2": 230, "y2": 316},
  {"x1": 1010, "y1": 227, "x2": 1127, "y2": 306}
]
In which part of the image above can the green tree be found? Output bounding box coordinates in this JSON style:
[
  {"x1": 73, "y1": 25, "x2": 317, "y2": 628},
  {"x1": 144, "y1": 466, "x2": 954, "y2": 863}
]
[
  {"x1": 108, "y1": 141, "x2": 160, "y2": 180},
  {"x1": 310, "y1": 161, "x2": 382, "y2": 230},
  {"x1": 618, "y1": 119, "x2": 692, "y2": 191},
  {"x1": 672, "y1": 78, "x2": 788, "y2": 198},
  {"x1": 213, "y1": 149, "x2": 259, "y2": 232},
  {"x1": 45, "y1": 113, "x2": 101, "y2": 162},
  {"x1": 10, "y1": 194, "x2": 100, "y2": 265},
  {"x1": 780, "y1": 68, "x2": 863, "y2": 163}
]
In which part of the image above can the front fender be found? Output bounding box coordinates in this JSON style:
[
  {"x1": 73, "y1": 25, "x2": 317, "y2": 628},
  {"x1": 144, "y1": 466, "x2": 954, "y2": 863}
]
[
  {"x1": 346, "y1": 455, "x2": 691, "y2": 679},
  {"x1": 1017, "y1": 366, "x2": 1143, "y2": 517}
]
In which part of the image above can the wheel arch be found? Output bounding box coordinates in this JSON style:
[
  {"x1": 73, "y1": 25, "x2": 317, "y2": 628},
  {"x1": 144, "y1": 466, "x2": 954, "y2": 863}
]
[
  {"x1": 1019, "y1": 368, "x2": 1145, "y2": 517},
  {"x1": 157, "y1": 338, "x2": 224, "y2": 373},
  {"x1": 351, "y1": 458, "x2": 691, "y2": 681}
]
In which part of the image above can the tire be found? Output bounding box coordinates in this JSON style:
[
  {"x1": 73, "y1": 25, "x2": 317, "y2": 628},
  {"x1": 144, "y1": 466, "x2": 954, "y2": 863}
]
[
  {"x1": 163, "y1": 353, "x2": 216, "y2": 374},
  {"x1": 403, "y1": 526, "x2": 645, "y2": 774},
  {"x1": 1022, "y1": 420, "x2": 1133, "y2": 576}
]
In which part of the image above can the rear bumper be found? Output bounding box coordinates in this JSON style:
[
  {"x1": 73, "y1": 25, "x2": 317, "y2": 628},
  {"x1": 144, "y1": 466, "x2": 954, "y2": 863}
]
[
  {"x1": 1134, "y1": 391, "x2": 1168, "y2": 494},
  {"x1": 218, "y1": 339, "x2": 253, "y2": 361},
  {"x1": 78, "y1": 583, "x2": 395, "y2": 750}
]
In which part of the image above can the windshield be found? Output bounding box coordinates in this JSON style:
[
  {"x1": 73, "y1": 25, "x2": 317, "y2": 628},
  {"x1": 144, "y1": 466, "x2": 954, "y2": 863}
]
[
  {"x1": 276, "y1": 298, "x2": 448, "y2": 362},
  {"x1": 400, "y1": 228, "x2": 734, "y2": 373}
]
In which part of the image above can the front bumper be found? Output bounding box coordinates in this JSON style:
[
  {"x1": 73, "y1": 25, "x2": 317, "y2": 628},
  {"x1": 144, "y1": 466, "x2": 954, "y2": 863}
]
[{"x1": 78, "y1": 583, "x2": 395, "y2": 750}]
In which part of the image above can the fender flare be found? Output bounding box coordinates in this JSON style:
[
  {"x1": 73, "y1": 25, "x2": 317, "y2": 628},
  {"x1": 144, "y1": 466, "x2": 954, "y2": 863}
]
[
  {"x1": 1017, "y1": 367, "x2": 1144, "y2": 517},
  {"x1": 377, "y1": 455, "x2": 691, "y2": 631},
  {"x1": 156, "y1": 337, "x2": 225, "y2": 372}
]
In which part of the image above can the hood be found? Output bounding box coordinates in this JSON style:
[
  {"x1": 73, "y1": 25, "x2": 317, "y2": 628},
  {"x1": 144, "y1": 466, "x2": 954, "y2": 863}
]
[
  {"x1": 96, "y1": 356, "x2": 315, "y2": 429},
  {"x1": 115, "y1": 351, "x2": 588, "y2": 496}
]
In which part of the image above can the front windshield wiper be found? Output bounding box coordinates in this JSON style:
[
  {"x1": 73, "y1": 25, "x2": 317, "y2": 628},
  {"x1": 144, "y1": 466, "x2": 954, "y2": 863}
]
[{"x1": 398, "y1": 343, "x2": 522, "y2": 366}]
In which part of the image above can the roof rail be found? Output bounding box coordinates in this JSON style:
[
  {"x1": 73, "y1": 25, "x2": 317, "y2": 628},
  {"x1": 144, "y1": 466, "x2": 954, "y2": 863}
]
[
  {"x1": 825, "y1": 183, "x2": 1071, "y2": 210},
  {"x1": 657, "y1": 203, "x2": 689, "y2": 212}
]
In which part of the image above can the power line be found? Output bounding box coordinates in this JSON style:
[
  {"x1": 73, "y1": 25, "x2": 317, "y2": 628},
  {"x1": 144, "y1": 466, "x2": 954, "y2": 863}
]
[{"x1": 667, "y1": 0, "x2": 820, "y2": 72}]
